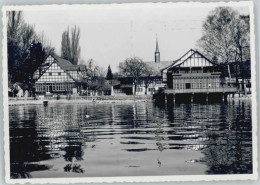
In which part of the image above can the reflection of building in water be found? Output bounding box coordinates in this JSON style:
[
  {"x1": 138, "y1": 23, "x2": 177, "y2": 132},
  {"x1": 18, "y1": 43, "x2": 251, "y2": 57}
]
[
  {"x1": 163, "y1": 101, "x2": 252, "y2": 174},
  {"x1": 36, "y1": 105, "x2": 87, "y2": 173},
  {"x1": 10, "y1": 100, "x2": 252, "y2": 176},
  {"x1": 118, "y1": 103, "x2": 168, "y2": 160},
  {"x1": 166, "y1": 103, "x2": 225, "y2": 151}
]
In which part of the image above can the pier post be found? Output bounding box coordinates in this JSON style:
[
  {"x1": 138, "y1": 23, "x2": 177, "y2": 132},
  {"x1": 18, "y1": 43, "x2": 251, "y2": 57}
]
[
  {"x1": 191, "y1": 93, "x2": 194, "y2": 103},
  {"x1": 173, "y1": 94, "x2": 175, "y2": 103},
  {"x1": 206, "y1": 93, "x2": 208, "y2": 102},
  {"x1": 165, "y1": 94, "x2": 167, "y2": 104},
  {"x1": 222, "y1": 93, "x2": 225, "y2": 102}
]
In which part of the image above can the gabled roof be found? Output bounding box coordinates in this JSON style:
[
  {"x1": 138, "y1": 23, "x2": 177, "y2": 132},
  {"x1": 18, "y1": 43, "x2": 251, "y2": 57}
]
[
  {"x1": 146, "y1": 61, "x2": 174, "y2": 75},
  {"x1": 171, "y1": 49, "x2": 196, "y2": 67},
  {"x1": 51, "y1": 54, "x2": 87, "y2": 71},
  {"x1": 160, "y1": 60, "x2": 179, "y2": 72},
  {"x1": 52, "y1": 54, "x2": 74, "y2": 70},
  {"x1": 161, "y1": 49, "x2": 196, "y2": 72},
  {"x1": 35, "y1": 54, "x2": 88, "y2": 82},
  {"x1": 78, "y1": 65, "x2": 87, "y2": 71},
  {"x1": 161, "y1": 49, "x2": 218, "y2": 72}
]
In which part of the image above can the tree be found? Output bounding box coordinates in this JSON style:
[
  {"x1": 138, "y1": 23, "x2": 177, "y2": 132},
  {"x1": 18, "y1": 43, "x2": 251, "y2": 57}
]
[
  {"x1": 37, "y1": 31, "x2": 55, "y2": 57},
  {"x1": 70, "y1": 26, "x2": 81, "y2": 65},
  {"x1": 197, "y1": 7, "x2": 250, "y2": 87},
  {"x1": 198, "y1": 7, "x2": 237, "y2": 64},
  {"x1": 7, "y1": 11, "x2": 54, "y2": 86},
  {"x1": 85, "y1": 59, "x2": 99, "y2": 80},
  {"x1": 233, "y1": 15, "x2": 250, "y2": 86},
  {"x1": 7, "y1": 11, "x2": 25, "y2": 84},
  {"x1": 119, "y1": 57, "x2": 152, "y2": 95},
  {"x1": 7, "y1": 11, "x2": 23, "y2": 43},
  {"x1": 61, "y1": 29, "x2": 71, "y2": 62},
  {"x1": 24, "y1": 42, "x2": 46, "y2": 86},
  {"x1": 61, "y1": 26, "x2": 81, "y2": 65},
  {"x1": 143, "y1": 66, "x2": 156, "y2": 95},
  {"x1": 106, "y1": 65, "x2": 113, "y2": 80}
]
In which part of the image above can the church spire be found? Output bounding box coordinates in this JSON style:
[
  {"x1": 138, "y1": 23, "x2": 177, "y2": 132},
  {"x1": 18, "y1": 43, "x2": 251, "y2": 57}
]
[
  {"x1": 155, "y1": 35, "x2": 160, "y2": 63},
  {"x1": 156, "y1": 35, "x2": 159, "y2": 53}
]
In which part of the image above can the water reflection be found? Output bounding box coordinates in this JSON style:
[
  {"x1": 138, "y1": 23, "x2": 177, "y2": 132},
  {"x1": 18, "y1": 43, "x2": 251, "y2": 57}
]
[
  {"x1": 10, "y1": 106, "x2": 52, "y2": 178},
  {"x1": 9, "y1": 100, "x2": 252, "y2": 178}
]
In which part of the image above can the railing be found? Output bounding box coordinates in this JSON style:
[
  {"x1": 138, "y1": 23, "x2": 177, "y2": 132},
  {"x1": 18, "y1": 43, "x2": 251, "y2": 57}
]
[
  {"x1": 172, "y1": 72, "x2": 221, "y2": 77},
  {"x1": 164, "y1": 87, "x2": 237, "y2": 94}
]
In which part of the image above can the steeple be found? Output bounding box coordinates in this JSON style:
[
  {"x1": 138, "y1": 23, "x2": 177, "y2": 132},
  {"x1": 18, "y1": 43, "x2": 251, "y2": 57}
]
[
  {"x1": 156, "y1": 36, "x2": 159, "y2": 53},
  {"x1": 155, "y1": 35, "x2": 160, "y2": 63}
]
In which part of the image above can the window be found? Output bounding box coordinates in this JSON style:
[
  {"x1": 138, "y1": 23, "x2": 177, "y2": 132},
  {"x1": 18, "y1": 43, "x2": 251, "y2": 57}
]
[
  {"x1": 58, "y1": 72, "x2": 61, "y2": 75},
  {"x1": 186, "y1": 83, "x2": 191, "y2": 89},
  {"x1": 148, "y1": 88, "x2": 155, "y2": 92},
  {"x1": 49, "y1": 72, "x2": 52, "y2": 76}
]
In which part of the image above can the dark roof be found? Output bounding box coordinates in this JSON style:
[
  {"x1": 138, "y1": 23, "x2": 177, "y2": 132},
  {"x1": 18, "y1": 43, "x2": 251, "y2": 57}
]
[
  {"x1": 52, "y1": 54, "x2": 86, "y2": 71},
  {"x1": 52, "y1": 54, "x2": 74, "y2": 69},
  {"x1": 160, "y1": 60, "x2": 179, "y2": 72},
  {"x1": 78, "y1": 65, "x2": 86, "y2": 71},
  {"x1": 145, "y1": 61, "x2": 175, "y2": 75}
]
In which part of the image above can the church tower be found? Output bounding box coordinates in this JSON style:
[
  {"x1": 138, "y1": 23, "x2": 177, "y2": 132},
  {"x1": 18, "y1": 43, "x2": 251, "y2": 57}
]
[{"x1": 155, "y1": 36, "x2": 160, "y2": 63}]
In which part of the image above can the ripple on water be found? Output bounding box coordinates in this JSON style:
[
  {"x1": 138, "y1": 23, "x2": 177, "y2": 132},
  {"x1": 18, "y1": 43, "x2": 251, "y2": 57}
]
[{"x1": 9, "y1": 101, "x2": 252, "y2": 178}]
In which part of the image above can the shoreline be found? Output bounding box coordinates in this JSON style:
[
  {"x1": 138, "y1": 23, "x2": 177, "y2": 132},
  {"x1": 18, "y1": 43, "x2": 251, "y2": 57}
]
[
  {"x1": 8, "y1": 95, "x2": 251, "y2": 106},
  {"x1": 8, "y1": 96, "x2": 153, "y2": 106}
]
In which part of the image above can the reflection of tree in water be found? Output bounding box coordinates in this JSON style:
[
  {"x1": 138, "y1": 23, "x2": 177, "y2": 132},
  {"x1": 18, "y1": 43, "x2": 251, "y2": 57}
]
[
  {"x1": 201, "y1": 101, "x2": 252, "y2": 174},
  {"x1": 10, "y1": 101, "x2": 252, "y2": 177},
  {"x1": 63, "y1": 143, "x2": 84, "y2": 162},
  {"x1": 10, "y1": 106, "x2": 52, "y2": 179},
  {"x1": 155, "y1": 101, "x2": 252, "y2": 174},
  {"x1": 151, "y1": 103, "x2": 169, "y2": 168},
  {"x1": 64, "y1": 164, "x2": 84, "y2": 173},
  {"x1": 63, "y1": 142, "x2": 85, "y2": 173}
]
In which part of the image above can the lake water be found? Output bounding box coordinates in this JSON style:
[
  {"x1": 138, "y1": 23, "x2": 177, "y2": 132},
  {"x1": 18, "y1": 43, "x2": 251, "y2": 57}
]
[{"x1": 9, "y1": 100, "x2": 252, "y2": 178}]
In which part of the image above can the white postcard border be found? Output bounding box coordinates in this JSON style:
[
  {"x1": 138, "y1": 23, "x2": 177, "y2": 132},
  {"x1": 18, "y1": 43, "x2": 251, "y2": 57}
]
[{"x1": 2, "y1": 1, "x2": 258, "y2": 184}]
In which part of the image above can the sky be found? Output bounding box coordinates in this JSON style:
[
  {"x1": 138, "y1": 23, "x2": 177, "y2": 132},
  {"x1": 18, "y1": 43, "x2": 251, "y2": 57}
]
[{"x1": 22, "y1": 3, "x2": 249, "y2": 72}]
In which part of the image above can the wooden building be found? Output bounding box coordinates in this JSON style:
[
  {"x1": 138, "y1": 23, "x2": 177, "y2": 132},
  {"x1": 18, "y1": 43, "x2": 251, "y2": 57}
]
[
  {"x1": 33, "y1": 54, "x2": 87, "y2": 94},
  {"x1": 115, "y1": 76, "x2": 165, "y2": 95},
  {"x1": 160, "y1": 49, "x2": 237, "y2": 102}
]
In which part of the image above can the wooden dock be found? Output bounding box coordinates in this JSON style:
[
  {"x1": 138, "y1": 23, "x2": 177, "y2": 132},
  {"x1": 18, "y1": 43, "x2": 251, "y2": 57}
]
[{"x1": 154, "y1": 87, "x2": 237, "y2": 103}]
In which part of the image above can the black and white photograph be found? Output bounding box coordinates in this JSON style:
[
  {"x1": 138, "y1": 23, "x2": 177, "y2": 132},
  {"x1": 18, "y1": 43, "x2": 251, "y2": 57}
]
[{"x1": 2, "y1": 1, "x2": 257, "y2": 183}]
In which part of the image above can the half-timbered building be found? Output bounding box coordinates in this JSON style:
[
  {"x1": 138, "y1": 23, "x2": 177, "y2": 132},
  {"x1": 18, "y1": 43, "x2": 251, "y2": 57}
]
[
  {"x1": 33, "y1": 54, "x2": 87, "y2": 94},
  {"x1": 161, "y1": 49, "x2": 237, "y2": 102}
]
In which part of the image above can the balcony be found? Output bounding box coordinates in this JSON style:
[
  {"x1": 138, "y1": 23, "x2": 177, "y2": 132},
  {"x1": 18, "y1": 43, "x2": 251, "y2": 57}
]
[
  {"x1": 164, "y1": 87, "x2": 237, "y2": 94},
  {"x1": 172, "y1": 72, "x2": 221, "y2": 77}
]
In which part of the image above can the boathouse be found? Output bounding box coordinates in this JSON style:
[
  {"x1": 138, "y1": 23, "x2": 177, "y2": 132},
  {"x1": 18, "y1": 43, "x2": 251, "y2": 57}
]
[
  {"x1": 160, "y1": 49, "x2": 237, "y2": 102},
  {"x1": 33, "y1": 54, "x2": 87, "y2": 94}
]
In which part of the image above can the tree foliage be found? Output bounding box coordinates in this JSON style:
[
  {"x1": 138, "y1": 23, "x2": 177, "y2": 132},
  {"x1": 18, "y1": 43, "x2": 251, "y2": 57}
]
[
  {"x1": 61, "y1": 26, "x2": 81, "y2": 65},
  {"x1": 119, "y1": 57, "x2": 153, "y2": 95},
  {"x1": 106, "y1": 65, "x2": 113, "y2": 80},
  {"x1": 197, "y1": 7, "x2": 250, "y2": 83},
  {"x1": 85, "y1": 59, "x2": 100, "y2": 80},
  {"x1": 7, "y1": 11, "x2": 54, "y2": 87},
  {"x1": 80, "y1": 59, "x2": 107, "y2": 91}
]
